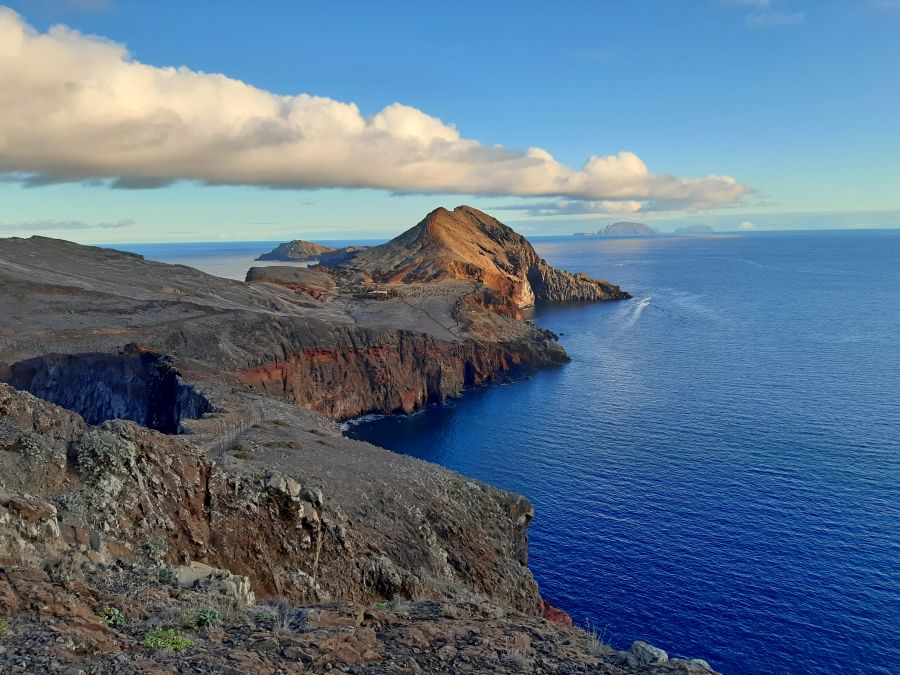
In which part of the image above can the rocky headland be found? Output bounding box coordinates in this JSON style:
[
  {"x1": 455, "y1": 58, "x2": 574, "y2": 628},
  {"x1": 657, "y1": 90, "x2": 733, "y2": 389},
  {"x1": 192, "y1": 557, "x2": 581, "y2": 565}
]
[
  {"x1": 0, "y1": 207, "x2": 717, "y2": 673},
  {"x1": 257, "y1": 240, "x2": 370, "y2": 266}
]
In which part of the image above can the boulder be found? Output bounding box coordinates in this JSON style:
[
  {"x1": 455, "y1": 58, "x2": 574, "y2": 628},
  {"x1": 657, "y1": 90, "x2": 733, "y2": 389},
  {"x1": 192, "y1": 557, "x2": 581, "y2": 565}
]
[
  {"x1": 172, "y1": 561, "x2": 255, "y2": 606},
  {"x1": 628, "y1": 640, "x2": 669, "y2": 665}
]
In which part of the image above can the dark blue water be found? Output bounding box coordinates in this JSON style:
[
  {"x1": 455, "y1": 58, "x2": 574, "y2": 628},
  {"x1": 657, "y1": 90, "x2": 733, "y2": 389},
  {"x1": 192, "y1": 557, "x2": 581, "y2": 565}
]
[{"x1": 347, "y1": 231, "x2": 900, "y2": 675}]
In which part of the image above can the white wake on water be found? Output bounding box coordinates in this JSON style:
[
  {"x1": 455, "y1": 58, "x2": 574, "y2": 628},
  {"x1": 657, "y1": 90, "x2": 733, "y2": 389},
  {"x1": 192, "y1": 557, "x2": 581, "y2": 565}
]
[{"x1": 623, "y1": 296, "x2": 652, "y2": 327}]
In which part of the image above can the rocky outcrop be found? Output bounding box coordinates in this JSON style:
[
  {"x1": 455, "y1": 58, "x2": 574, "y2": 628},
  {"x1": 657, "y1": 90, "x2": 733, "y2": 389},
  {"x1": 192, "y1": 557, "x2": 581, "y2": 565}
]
[
  {"x1": 329, "y1": 206, "x2": 630, "y2": 308},
  {"x1": 0, "y1": 565, "x2": 718, "y2": 674},
  {"x1": 0, "y1": 383, "x2": 540, "y2": 610},
  {"x1": 256, "y1": 239, "x2": 336, "y2": 261},
  {"x1": 256, "y1": 239, "x2": 370, "y2": 264},
  {"x1": 245, "y1": 265, "x2": 337, "y2": 301}
]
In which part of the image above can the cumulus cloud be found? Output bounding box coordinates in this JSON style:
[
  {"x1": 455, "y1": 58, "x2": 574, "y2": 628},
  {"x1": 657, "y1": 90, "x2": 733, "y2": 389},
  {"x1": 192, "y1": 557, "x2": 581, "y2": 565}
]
[
  {"x1": 0, "y1": 218, "x2": 135, "y2": 233},
  {"x1": 739, "y1": 220, "x2": 756, "y2": 229},
  {"x1": 0, "y1": 9, "x2": 751, "y2": 214}
]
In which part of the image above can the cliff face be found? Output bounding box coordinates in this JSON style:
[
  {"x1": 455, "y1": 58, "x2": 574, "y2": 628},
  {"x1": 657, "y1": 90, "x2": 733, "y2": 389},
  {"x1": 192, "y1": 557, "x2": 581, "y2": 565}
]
[
  {"x1": 237, "y1": 324, "x2": 566, "y2": 420},
  {"x1": 4, "y1": 346, "x2": 212, "y2": 433},
  {"x1": 329, "y1": 205, "x2": 630, "y2": 308},
  {"x1": 0, "y1": 383, "x2": 540, "y2": 610}
]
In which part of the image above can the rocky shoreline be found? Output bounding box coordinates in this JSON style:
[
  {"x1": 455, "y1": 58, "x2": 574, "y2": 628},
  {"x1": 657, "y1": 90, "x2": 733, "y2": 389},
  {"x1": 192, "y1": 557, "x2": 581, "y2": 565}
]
[{"x1": 0, "y1": 208, "x2": 719, "y2": 673}]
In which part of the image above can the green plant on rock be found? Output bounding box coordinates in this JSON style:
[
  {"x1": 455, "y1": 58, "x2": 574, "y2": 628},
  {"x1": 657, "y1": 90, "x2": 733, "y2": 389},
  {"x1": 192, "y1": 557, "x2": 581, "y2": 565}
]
[
  {"x1": 191, "y1": 608, "x2": 221, "y2": 628},
  {"x1": 255, "y1": 608, "x2": 278, "y2": 622},
  {"x1": 98, "y1": 606, "x2": 125, "y2": 627},
  {"x1": 0, "y1": 618, "x2": 8, "y2": 638},
  {"x1": 75, "y1": 430, "x2": 135, "y2": 485},
  {"x1": 141, "y1": 627, "x2": 194, "y2": 653}
]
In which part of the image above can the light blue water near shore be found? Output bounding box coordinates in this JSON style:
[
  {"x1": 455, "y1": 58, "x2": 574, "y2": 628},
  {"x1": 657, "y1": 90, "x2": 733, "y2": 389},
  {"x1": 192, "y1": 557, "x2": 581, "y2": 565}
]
[
  {"x1": 344, "y1": 231, "x2": 900, "y2": 675},
  {"x1": 119, "y1": 231, "x2": 900, "y2": 675}
]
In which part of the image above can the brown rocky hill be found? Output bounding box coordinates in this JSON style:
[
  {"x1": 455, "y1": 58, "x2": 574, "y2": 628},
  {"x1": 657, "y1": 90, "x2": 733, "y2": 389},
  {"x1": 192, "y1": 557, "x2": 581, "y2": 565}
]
[{"x1": 328, "y1": 206, "x2": 630, "y2": 308}]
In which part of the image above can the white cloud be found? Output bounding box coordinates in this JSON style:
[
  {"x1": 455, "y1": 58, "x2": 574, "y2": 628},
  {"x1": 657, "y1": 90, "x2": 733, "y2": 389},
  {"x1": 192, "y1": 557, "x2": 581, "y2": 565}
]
[
  {"x1": 739, "y1": 220, "x2": 756, "y2": 229},
  {"x1": 0, "y1": 9, "x2": 750, "y2": 213}
]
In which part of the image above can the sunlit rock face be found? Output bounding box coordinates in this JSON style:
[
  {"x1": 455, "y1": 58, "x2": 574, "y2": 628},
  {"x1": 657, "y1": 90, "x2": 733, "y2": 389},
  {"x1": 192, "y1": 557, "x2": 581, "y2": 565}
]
[{"x1": 324, "y1": 205, "x2": 630, "y2": 308}]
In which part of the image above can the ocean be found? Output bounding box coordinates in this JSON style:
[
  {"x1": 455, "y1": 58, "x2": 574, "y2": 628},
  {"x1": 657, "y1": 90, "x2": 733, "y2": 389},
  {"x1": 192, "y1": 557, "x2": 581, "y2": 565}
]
[{"x1": 120, "y1": 231, "x2": 900, "y2": 675}]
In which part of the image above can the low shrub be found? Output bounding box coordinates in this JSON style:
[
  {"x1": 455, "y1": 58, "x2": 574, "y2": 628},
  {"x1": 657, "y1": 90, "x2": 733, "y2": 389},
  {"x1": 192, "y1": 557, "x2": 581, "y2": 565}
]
[
  {"x1": 191, "y1": 608, "x2": 221, "y2": 628},
  {"x1": 98, "y1": 606, "x2": 125, "y2": 627},
  {"x1": 141, "y1": 627, "x2": 193, "y2": 653}
]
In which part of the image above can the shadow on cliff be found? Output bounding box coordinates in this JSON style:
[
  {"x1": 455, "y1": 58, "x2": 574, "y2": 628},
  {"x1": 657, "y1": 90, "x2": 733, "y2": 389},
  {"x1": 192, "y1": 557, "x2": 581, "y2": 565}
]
[{"x1": 0, "y1": 344, "x2": 212, "y2": 433}]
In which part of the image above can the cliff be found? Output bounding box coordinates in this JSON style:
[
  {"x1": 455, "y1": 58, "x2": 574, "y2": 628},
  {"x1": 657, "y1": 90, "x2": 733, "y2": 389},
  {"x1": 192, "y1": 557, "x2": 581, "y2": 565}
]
[{"x1": 327, "y1": 205, "x2": 630, "y2": 308}]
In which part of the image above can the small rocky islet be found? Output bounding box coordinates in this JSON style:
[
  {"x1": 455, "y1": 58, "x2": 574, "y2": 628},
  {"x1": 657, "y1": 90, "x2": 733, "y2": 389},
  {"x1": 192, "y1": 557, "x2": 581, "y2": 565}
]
[{"x1": 0, "y1": 206, "x2": 718, "y2": 673}]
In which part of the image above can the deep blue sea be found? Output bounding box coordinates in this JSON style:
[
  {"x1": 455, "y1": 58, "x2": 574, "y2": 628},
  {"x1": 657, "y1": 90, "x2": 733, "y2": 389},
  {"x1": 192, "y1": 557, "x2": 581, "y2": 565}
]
[
  {"x1": 123, "y1": 231, "x2": 900, "y2": 675},
  {"x1": 345, "y1": 231, "x2": 900, "y2": 675}
]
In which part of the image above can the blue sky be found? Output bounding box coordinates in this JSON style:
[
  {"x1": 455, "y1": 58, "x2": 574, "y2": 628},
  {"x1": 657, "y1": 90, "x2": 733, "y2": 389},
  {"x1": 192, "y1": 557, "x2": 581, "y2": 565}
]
[{"x1": 1, "y1": 0, "x2": 898, "y2": 242}]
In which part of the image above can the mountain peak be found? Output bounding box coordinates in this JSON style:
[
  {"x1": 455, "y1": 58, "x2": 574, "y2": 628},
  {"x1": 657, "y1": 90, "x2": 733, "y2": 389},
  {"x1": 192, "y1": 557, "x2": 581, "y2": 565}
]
[{"x1": 328, "y1": 207, "x2": 629, "y2": 307}]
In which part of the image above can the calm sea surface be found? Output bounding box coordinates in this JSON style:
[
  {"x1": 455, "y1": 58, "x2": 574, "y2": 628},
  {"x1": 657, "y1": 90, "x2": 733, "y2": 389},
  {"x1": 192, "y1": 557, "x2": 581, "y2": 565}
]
[{"x1": 123, "y1": 232, "x2": 900, "y2": 675}]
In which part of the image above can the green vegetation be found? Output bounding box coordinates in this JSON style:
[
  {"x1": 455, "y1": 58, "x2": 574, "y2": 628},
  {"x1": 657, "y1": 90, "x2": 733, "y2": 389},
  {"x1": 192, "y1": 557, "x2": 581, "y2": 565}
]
[
  {"x1": 98, "y1": 606, "x2": 125, "y2": 627},
  {"x1": 141, "y1": 628, "x2": 194, "y2": 653},
  {"x1": 192, "y1": 608, "x2": 221, "y2": 628},
  {"x1": 255, "y1": 608, "x2": 278, "y2": 621},
  {"x1": 180, "y1": 607, "x2": 221, "y2": 629},
  {"x1": 0, "y1": 618, "x2": 9, "y2": 638}
]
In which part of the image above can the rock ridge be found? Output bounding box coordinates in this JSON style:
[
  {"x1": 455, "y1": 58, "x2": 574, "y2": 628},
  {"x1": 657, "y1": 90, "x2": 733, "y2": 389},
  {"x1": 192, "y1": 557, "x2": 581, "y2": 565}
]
[{"x1": 327, "y1": 206, "x2": 630, "y2": 308}]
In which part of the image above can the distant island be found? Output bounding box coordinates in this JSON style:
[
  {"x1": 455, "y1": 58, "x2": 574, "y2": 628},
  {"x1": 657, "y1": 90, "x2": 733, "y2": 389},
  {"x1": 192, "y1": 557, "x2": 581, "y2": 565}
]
[
  {"x1": 257, "y1": 239, "x2": 369, "y2": 265},
  {"x1": 574, "y1": 221, "x2": 659, "y2": 237},
  {"x1": 674, "y1": 224, "x2": 715, "y2": 235}
]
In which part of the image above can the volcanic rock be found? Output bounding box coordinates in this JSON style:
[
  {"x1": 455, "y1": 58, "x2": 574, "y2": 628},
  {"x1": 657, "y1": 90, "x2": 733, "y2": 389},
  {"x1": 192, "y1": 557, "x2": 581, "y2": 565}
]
[
  {"x1": 329, "y1": 205, "x2": 629, "y2": 308},
  {"x1": 256, "y1": 239, "x2": 336, "y2": 261}
]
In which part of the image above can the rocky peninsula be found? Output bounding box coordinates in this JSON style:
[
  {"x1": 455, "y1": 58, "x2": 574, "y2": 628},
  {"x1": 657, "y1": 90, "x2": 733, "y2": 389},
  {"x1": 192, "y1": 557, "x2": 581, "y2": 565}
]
[
  {"x1": 0, "y1": 207, "x2": 717, "y2": 673},
  {"x1": 257, "y1": 240, "x2": 370, "y2": 266}
]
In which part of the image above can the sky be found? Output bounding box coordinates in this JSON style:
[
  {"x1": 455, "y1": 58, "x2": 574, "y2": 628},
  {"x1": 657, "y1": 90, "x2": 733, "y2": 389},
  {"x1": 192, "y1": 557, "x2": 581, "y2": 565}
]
[{"x1": 0, "y1": 0, "x2": 898, "y2": 242}]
